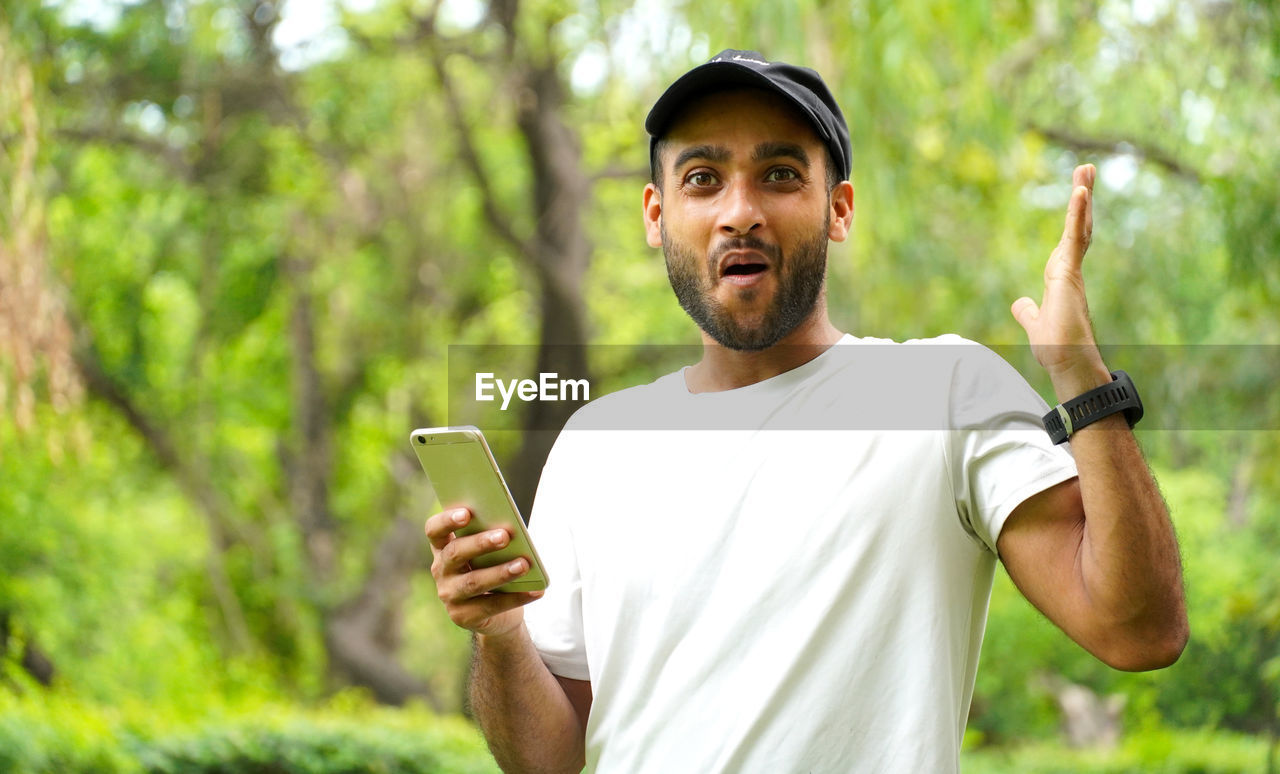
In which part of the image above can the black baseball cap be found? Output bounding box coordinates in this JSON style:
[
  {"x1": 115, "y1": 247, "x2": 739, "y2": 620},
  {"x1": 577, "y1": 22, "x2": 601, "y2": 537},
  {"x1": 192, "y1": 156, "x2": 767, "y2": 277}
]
[{"x1": 645, "y1": 49, "x2": 852, "y2": 182}]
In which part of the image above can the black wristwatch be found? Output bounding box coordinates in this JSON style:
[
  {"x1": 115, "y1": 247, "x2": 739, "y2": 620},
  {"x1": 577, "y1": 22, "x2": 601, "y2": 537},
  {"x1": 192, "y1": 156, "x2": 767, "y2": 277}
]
[{"x1": 1042, "y1": 370, "x2": 1143, "y2": 445}]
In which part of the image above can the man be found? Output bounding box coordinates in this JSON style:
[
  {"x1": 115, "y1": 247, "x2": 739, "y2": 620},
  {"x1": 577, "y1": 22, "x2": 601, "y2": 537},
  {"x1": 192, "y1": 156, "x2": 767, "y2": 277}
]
[{"x1": 425, "y1": 50, "x2": 1188, "y2": 773}]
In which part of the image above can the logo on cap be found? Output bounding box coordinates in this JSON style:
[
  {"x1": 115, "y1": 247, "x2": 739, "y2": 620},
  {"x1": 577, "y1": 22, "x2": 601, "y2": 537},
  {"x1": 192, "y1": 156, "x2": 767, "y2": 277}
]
[{"x1": 711, "y1": 54, "x2": 771, "y2": 67}]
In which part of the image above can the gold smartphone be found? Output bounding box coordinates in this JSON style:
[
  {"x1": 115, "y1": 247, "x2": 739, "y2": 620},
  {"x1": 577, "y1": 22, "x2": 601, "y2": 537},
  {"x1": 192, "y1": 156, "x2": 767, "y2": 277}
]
[{"x1": 410, "y1": 426, "x2": 549, "y2": 592}]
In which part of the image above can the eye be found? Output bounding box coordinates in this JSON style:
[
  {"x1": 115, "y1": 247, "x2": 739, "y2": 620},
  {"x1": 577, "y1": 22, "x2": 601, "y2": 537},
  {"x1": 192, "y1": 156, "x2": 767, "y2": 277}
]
[
  {"x1": 765, "y1": 167, "x2": 801, "y2": 184},
  {"x1": 683, "y1": 170, "x2": 720, "y2": 188}
]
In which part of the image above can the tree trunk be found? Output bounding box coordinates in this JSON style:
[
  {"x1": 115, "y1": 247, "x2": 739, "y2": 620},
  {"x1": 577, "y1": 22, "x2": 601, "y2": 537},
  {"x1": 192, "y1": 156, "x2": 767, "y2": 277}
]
[
  {"x1": 505, "y1": 61, "x2": 592, "y2": 513},
  {"x1": 284, "y1": 251, "x2": 338, "y2": 586},
  {"x1": 74, "y1": 346, "x2": 256, "y2": 655},
  {"x1": 0, "y1": 610, "x2": 56, "y2": 687},
  {"x1": 325, "y1": 516, "x2": 439, "y2": 708},
  {"x1": 423, "y1": 18, "x2": 595, "y2": 513},
  {"x1": 1049, "y1": 679, "x2": 1126, "y2": 749}
]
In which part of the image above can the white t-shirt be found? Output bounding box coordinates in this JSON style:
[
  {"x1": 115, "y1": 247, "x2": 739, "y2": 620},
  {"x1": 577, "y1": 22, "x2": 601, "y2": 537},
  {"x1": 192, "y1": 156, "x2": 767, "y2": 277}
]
[{"x1": 524, "y1": 335, "x2": 1077, "y2": 773}]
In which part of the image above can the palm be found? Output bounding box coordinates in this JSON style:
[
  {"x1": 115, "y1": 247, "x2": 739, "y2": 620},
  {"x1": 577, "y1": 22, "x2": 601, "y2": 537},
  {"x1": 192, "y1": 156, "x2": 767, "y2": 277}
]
[{"x1": 1011, "y1": 164, "x2": 1101, "y2": 375}]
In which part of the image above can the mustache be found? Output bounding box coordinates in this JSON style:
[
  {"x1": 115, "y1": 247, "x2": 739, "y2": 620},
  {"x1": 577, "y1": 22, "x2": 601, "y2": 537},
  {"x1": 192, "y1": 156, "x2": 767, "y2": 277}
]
[{"x1": 708, "y1": 235, "x2": 782, "y2": 268}]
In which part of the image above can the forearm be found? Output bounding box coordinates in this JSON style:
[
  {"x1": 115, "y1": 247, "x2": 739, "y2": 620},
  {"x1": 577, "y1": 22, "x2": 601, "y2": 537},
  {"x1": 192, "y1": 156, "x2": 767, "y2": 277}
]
[
  {"x1": 470, "y1": 625, "x2": 585, "y2": 773},
  {"x1": 1053, "y1": 364, "x2": 1188, "y2": 668},
  {"x1": 1009, "y1": 163, "x2": 1187, "y2": 669}
]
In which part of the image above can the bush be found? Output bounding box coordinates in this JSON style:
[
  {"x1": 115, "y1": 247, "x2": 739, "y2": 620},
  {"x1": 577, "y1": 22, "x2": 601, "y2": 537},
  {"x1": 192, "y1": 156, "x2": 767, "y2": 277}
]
[
  {"x1": 962, "y1": 727, "x2": 1271, "y2": 774},
  {"x1": 0, "y1": 689, "x2": 138, "y2": 774},
  {"x1": 0, "y1": 693, "x2": 499, "y2": 774},
  {"x1": 134, "y1": 718, "x2": 498, "y2": 774}
]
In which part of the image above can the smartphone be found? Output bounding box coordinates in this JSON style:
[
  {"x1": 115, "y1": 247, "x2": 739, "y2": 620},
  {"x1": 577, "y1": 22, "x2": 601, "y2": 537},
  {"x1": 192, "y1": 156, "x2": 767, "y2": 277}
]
[{"x1": 410, "y1": 426, "x2": 549, "y2": 592}]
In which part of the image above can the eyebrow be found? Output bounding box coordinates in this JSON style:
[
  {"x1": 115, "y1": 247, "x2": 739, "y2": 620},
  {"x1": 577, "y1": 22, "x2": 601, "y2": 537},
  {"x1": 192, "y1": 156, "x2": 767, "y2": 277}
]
[
  {"x1": 751, "y1": 141, "x2": 810, "y2": 168},
  {"x1": 670, "y1": 142, "x2": 812, "y2": 173},
  {"x1": 672, "y1": 144, "x2": 730, "y2": 171}
]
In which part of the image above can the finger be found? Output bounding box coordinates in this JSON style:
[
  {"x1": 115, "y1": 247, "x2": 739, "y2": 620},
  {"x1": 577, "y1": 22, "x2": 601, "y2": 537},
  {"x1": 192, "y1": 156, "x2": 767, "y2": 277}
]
[
  {"x1": 1073, "y1": 163, "x2": 1095, "y2": 191},
  {"x1": 1059, "y1": 185, "x2": 1091, "y2": 269},
  {"x1": 425, "y1": 507, "x2": 470, "y2": 552},
  {"x1": 1011, "y1": 296, "x2": 1039, "y2": 331},
  {"x1": 440, "y1": 557, "x2": 532, "y2": 604},
  {"x1": 1066, "y1": 164, "x2": 1095, "y2": 260},
  {"x1": 1084, "y1": 180, "x2": 1094, "y2": 246},
  {"x1": 439, "y1": 528, "x2": 512, "y2": 575}
]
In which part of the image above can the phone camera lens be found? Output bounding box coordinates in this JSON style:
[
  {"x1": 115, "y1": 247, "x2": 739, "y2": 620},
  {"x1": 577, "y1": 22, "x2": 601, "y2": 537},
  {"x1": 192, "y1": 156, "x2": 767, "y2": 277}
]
[{"x1": 416, "y1": 435, "x2": 426, "y2": 445}]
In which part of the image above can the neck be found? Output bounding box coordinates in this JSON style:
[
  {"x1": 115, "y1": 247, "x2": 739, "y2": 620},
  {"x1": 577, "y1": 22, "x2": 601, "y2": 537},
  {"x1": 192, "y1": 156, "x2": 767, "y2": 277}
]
[{"x1": 684, "y1": 304, "x2": 844, "y2": 393}]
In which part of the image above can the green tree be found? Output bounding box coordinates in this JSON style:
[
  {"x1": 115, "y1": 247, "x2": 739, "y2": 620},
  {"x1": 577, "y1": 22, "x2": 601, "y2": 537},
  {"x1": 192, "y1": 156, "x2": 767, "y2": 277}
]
[{"x1": 2, "y1": 1, "x2": 1279, "y2": 759}]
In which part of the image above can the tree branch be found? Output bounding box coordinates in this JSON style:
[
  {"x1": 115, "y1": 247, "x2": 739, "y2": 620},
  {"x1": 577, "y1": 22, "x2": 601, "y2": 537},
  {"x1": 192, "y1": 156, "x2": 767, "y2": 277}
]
[
  {"x1": 327, "y1": 509, "x2": 438, "y2": 708},
  {"x1": 423, "y1": 41, "x2": 530, "y2": 256},
  {"x1": 1025, "y1": 123, "x2": 1202, "y2": 183},
  {"x1": 987, "y1": 0, "x2": 1062, "y2": 88},
  {"x1": 72, "y1": 341, "x2": 255, "y2": 654},
  {"x1": 342, "y1": 2, "x2": 497, "y2": 65},
  {"x1": 283, "y1": 249, "x2": 339, "y2": 585},
  {"x1": 54, "y1": 127, "x2": 191, "y2": 178}
]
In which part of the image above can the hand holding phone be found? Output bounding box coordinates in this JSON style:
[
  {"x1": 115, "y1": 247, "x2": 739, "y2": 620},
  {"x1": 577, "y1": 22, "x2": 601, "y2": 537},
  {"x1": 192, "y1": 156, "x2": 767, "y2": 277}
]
[
  {"x1": 414, "y1": 427, "x2": 549, "y2": 635},
  {"x1": 424, "y1": 506, "x2": 544, "y2": 637}
]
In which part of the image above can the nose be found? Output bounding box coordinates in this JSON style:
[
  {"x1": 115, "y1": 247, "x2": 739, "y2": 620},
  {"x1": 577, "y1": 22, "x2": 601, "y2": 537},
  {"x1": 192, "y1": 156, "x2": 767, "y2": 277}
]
[{"x1": 716, "y1": 179, "x2": 764, "y2": 236}]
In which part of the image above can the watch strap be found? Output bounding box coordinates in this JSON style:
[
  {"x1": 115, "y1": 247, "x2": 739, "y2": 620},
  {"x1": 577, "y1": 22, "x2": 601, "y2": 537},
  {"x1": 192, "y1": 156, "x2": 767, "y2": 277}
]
[{"x1": 1042, "y1": 370, "x2": 1143, "y2": 445}]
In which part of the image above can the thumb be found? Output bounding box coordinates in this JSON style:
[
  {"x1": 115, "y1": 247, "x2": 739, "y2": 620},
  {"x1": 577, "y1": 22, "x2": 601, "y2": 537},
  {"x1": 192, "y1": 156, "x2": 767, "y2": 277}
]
[{"x1": 1011, "y1": 296, "x2": 1039, "y2": 332}]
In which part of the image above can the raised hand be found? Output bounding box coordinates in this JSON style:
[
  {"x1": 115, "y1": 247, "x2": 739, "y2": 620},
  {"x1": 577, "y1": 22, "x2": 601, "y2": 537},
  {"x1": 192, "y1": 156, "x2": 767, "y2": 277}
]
[{"x1": 1011, "y1": 164, "x2": 1112, "y2": 394}]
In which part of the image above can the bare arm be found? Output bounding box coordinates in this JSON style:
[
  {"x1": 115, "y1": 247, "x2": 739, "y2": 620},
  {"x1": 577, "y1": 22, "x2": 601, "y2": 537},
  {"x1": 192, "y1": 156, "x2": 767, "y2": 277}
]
[
  {"x1": 1001, "y1": 165, "x2": 1189, "y2": 671},
  {"x1": 427, "y1": 508, "x2": 589, "y2": 771},
  {"x1": 998, "y1": 417, "x2": 1187, "y2": 670},
  {"x1": 469, "y1": 628, "x2": 589, "y2": 772}
]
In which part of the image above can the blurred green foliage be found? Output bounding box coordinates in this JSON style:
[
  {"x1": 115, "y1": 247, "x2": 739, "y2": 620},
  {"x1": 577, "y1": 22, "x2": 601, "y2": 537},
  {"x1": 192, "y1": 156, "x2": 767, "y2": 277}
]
[
  {"x1": 2, "y1": 0, "x2": 1279, "y2": 769},
  {"x1": 962, "y1": 727, "x2": 1270, "y2": 774},
  {"x1": 0, "y1": 691, "x2": 498, "y2": 774}
]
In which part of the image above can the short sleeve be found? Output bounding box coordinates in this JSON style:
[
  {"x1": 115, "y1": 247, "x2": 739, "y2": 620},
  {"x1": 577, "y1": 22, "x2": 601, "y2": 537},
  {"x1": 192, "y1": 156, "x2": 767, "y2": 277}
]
[
  {"x1": 945, "y1": 342, "x2": 1079, "y2": 555},
  {"x1": 523, "y1": 433, "x2": 590, "y2": 680}
]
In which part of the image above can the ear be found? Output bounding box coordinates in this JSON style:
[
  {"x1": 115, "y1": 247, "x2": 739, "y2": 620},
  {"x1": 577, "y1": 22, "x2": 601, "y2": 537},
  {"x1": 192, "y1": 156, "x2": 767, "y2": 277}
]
[
  {"x1": 643, "y1": 183, "x2": 663, "y2": 248},
  {"x1": 827, "y1": 180, "x2": 855, "y2": 242}
]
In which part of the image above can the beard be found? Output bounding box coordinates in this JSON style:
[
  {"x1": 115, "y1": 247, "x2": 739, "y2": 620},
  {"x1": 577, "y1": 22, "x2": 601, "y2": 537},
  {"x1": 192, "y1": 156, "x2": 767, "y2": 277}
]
[{"x1": 662, "y1": 222, "x2": 829, "y2": 352}]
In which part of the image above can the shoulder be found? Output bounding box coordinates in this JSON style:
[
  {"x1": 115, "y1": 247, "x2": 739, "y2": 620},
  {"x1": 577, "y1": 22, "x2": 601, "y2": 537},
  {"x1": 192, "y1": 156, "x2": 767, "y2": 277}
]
[
  {"x1": 889, "y1": 334, "x2": 1034, "y2": 396},
  {"x1": 834, "y1": 332, "x2": 988, "y2": 360},
  {"x1": 827, "y1": 332, "x2": 1009, "y2": 390},
  {"x1": 828, "y1": 333, "x2": 1045, "y2": 430}
]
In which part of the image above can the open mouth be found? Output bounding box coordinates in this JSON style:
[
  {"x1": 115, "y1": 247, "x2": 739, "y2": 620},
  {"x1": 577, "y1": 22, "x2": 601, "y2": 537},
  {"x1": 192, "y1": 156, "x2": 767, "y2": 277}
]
[{"x1": 722, "y1": 262, "x2": 768, "y2": 277}]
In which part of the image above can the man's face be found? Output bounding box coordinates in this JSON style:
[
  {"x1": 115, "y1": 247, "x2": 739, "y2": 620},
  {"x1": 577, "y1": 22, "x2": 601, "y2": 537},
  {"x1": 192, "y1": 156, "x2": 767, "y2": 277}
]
[{"x1": 644, "y1": 89, "x2": 849, "y2": 351}]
